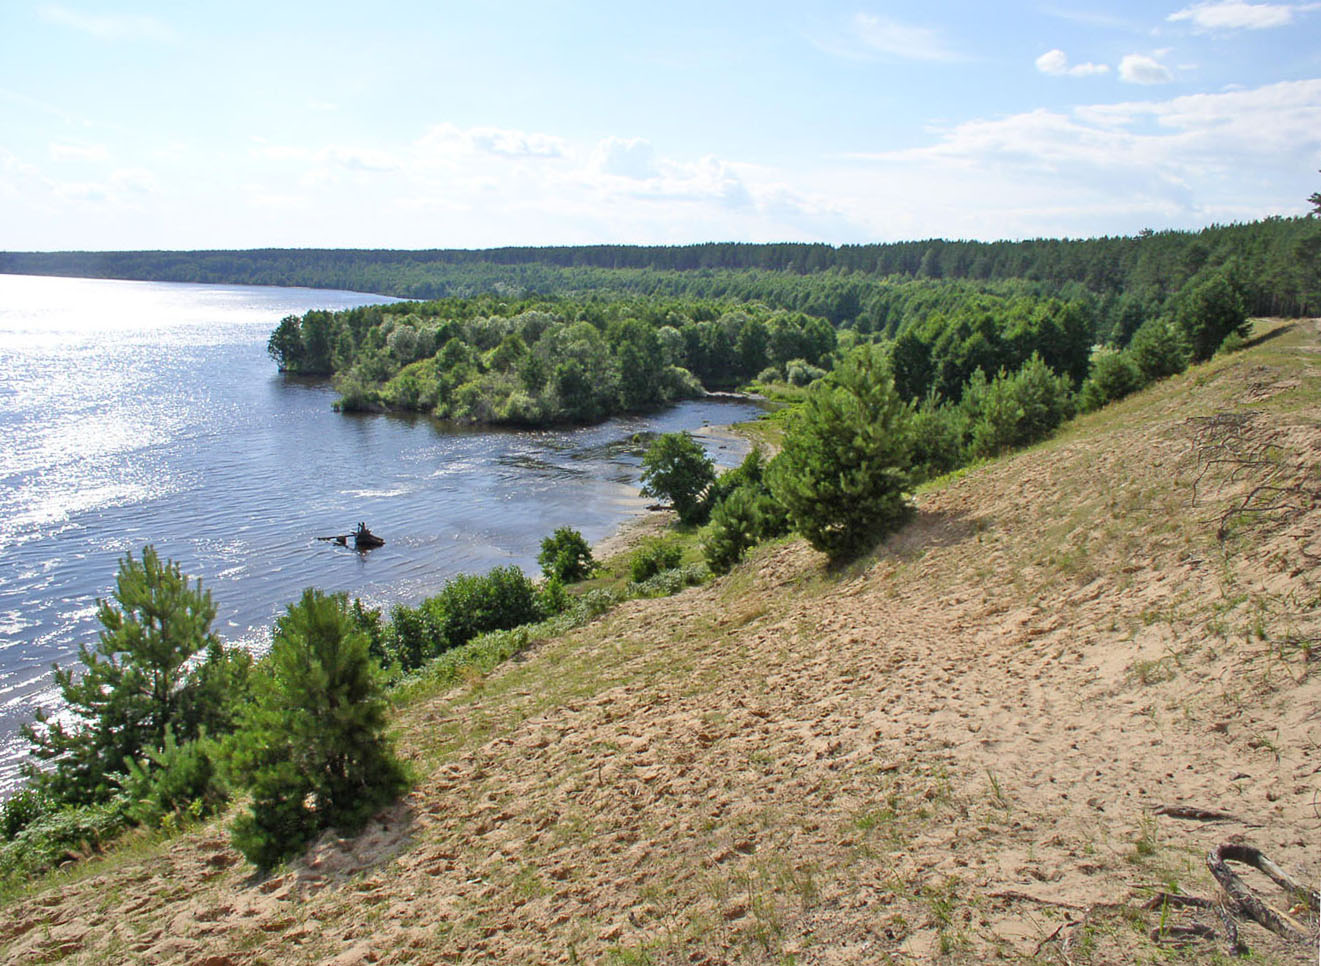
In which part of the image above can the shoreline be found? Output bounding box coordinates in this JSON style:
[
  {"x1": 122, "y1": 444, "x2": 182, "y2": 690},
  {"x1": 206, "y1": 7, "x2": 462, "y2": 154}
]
[{"x1": 588, "y1": 416, "x2": 764, "y2": 563}]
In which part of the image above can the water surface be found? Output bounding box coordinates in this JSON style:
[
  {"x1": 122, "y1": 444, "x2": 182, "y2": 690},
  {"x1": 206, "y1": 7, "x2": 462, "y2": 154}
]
[{"x1": 0, "y1": 274, "x2": 761, "y2": 792}]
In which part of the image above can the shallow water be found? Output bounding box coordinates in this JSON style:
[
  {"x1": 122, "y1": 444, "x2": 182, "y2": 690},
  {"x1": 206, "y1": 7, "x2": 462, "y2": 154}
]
[{"x1": 0, "y1": 274, "x2": 761, "y2": 792}]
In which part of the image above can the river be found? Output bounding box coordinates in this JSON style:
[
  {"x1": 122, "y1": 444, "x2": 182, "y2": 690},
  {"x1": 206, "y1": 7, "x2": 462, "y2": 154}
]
[{"x1": 0, "y1": 273, "x2": 762, "y2": 793}]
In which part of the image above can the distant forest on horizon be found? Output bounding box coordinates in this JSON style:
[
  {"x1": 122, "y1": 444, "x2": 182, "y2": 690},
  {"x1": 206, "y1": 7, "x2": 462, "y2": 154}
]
[{"x1": 2, "y1": 215, "x2": 1318, "y2": 322}]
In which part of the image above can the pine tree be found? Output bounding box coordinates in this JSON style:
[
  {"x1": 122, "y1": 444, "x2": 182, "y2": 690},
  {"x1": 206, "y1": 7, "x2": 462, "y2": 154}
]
[
  {"x1": 22, "y1": 547, "x2": 225, "y2": 805},
  {"x1": 770, "y1": 344, "x2": 914, "y2": 561},
  {"x1": 230, "y1": 589, "x2": 408, "y2": 868}
]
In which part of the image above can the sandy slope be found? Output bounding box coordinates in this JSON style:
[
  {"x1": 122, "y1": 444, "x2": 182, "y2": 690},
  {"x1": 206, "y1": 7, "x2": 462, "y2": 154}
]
[{"x1": 2, "y1": 322, "x2": 1318, "y2": 964}]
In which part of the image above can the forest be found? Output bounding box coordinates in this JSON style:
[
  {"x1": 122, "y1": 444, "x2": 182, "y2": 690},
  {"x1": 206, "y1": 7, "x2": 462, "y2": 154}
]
[{"x1": 1, "y1": 215, "x2": 1317, "y2": 319}]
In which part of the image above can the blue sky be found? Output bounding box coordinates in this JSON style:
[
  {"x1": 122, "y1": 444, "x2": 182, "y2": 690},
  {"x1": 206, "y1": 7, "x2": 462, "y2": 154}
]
[{"x1": 2, "y1": 1, "x2": 1319, "y2": 250}]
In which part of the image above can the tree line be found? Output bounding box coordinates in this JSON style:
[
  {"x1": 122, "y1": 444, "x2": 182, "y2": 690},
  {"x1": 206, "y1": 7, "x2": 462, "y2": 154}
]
[
  {"x1": 3, "y1": 214, "x2": 1317, "y2": 317},
  {"x1": 268, "y1": 296, "x2": 838, "y2": 426}
]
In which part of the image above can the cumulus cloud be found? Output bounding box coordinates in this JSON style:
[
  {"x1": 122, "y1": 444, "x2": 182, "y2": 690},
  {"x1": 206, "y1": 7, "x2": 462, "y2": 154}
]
[
  {"x1": 1035, "y1": 49, "x2": 1110, "y2": 77},
  {"x1": 592, "y1": 136, "x2": 658, "y2": 179},
  {"x1": 37, "y1": 4, "x2": 175, "y2": 41},
  {"x1": 835, "y1": 79, "x2": 1321, "y2": 234},
  {"x1": 417, "y1": 123, "x2": 567, "y2": 161},
  {"x1": 1119, "y1": 53, "x2": 1175, "y2": 84},
  {"x1": 851, "y1": 13, "x2": 961, "y2": 62},
  {"x1": 1167, "y1": 0, "x2": 1315, "y2": 31}
]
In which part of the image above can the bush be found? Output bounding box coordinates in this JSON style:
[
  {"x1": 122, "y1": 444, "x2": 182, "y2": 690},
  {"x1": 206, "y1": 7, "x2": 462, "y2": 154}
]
[
  {"x1": 702, "y1": 487, "x2": 763, "y2": 575},
  {"x1": 0, "y1": 787, "x2": 53, "y2": 841},
  {"x1": 537, "y1": 526, "x2": 595, "y2": 583},
  {"x1": 640, "y1": 432, "x2": 716, "y2": 525},
  {"x1": 964, "y1": 355, "x2": 1074, "y2": 459},
  {"x1": 1128, "y1": 317, "x2": 1190, "y2": 383},
  {"x1": 701, "y1": 449, "x2": 791, "y2": 574},
  {"x1": 770, "y1": 343, "x2": 914, "y2": 561},
  {"x1": 0, "y1": 798, "x2": 131, "y2": 878},
  {"x1": 384, "y1": 603, "x2": 441, "y2": 672},
  {"x1": 785, "y1": 358, "x2": 826, "y2": 387},
  {"x1": 631, "y1": 563, "x2": 708, "y2": 597},
  {"x1": 230, "y1": 590, "x2": 409, "y2": 868},
  {"x1": 1173, "y1": 271, "x2": 1249, "y2": 361},
  {"x1": 1078, "y1": 347, "x2": 1143, "y2": 412},
  {"x1": 120, "y1": 730, "x2": 228, "y2": 827},
  {"x1": 629, "y1": 538, "x2": 684, "y2": 582},
  {"x1": 422, "y1": 566, "x2": 542, "y2": 651},
  {"x1": 907, "y1": 393, "x2": 968, "y2": 484}
]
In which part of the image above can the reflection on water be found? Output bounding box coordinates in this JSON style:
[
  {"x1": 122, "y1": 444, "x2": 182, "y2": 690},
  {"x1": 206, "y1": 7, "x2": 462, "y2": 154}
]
[{"x1": 0, "y1": 274, "x2": 762, "y2": 793}]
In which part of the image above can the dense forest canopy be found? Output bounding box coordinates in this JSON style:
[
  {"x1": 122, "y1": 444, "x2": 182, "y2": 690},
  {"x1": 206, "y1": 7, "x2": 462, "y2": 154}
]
[{"x1": 2, "y1": 215, "x2": 1317, "y2": 318}]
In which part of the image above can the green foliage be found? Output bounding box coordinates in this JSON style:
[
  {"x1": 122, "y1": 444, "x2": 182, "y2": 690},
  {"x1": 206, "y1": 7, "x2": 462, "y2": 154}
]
[
  {"x1": 1173, "y1": 270, "x2": 1249, "y2": 361},
  {"x1": 379, "y1": 566, "x2": 544, "y2": 673},
  {"x1": 701, "y1": 449, "x2": 791, "y2": 574},
  {"x1": 630, "y1": 563, "x2": 709, "y2": 597},
  {"x1": 230, "y1": 589, "x2": 408, "y2": 868},
  {"x1": 119, "y1": 730, "x2": 228, "y2": 827},
  {"x1": 963, "y1": 355, "x2": 1074, "y2": 459},
  {"x1": 0, "y1": 787, "x2": 53, "y2": 842},
  {"x1": 702, "y1": 488, "x2": 764, "y2": 575},
  {"x1": 22, "y1": 547, "x2": 246, "y2": 808},
  {"x1": 1078, "y1": 348, "x2": 1143, "y2": 412},
  {"x1": 0, "y1": 797, "x2": 131, "y2": 879},
  {"x1": 785, "y1": 358, "x2": 826, "y2": 386},
  {"x1": 537, "y1": 526, "x2": 595, "y2": 583},
  {"x1": 770, "y1": 343, "x2": 914, "y2": 560},
  {"x1": 907, "y1": 392, "x2": 968, "y2": 484},
  {"x1": 1127, "y1": 316, "x2": 1190, "y2": 382},
  {"x1": 629, "y1": 538, "x2": 684, "y2": 582},
  {"x1": 639, "y1": 432, "x2": 716, "y2": 525}
]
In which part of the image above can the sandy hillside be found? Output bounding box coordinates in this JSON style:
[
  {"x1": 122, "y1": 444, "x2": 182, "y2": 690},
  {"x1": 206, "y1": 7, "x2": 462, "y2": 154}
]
[{"x1": 2, "y1": 321, "x2": 1318, "y2": 965}]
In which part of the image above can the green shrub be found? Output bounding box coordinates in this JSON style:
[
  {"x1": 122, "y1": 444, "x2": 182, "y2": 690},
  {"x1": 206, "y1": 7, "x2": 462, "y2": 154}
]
[
  {"x1": 770, "y1": 344, "x2": 914, "y2": 560},
  {"x1": 907, "y1": 393, "x2": 968, "y2": 484},
  {"x1": 629, "y1": 538, "x2": 684, "y2": 582},
  {"x1": 536, "y1": 576, "x2": 570, "y2": 616},
  {"x1": 0, "y1": 798, "x2": 131, "y2": 878},
  {"x1": 702, "y1": 487, "x2": 763, "y2": 575},
  {"x1": 631, "y1": 563, "x2": 709, "y2": 597},
  {"x1": 230, "y1": 589, "x2": 408, "y2": 869},
  {"x1": 384, "y1": 603, "x2": 441, "y2": 672},
  {"x1": 0, "y1": 787, "x2": 53, "y2": 841},
  {"x1": 640, "y1": 432, "x2": 716, "y2": 525},
  {"x1": 1128, "y1": 317, "x2": 1190, "y2": 382},
  {"x1": 120, "y1": 730, "x2": 228, "y2": 827},
  {"x1": 701, "y1": 450, "x2": 791, "y2": 574},
  {"x1": 422, "y1": 566, "x2": 542, "y2": 651},
  {"x1": 537, "y1": 526, "x2": 595, "y2": 583},
  {"x1": 1078, "y1": 347, "x2": 1143, "y2": 412},
  {"x1": 964, "y1": 355, "x2": 1074, "y2": 459},
  {"x1": 1173, "y1": 271, "x2": 1249, "y2": 361},
  {"x1": 785, "y1": 358, "x2": 826, "y2": 387}
]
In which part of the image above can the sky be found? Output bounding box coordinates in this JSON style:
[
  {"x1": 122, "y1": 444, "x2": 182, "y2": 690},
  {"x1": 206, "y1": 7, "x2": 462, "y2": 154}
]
[{"x1": 1, "y1": 0, "x2": 1319, "y2": 250}]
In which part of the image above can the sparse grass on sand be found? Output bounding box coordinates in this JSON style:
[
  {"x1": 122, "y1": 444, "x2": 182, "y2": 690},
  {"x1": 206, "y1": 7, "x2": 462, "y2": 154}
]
[{"x1": 3, "y1": 319, "x2": 1318, "y2": 965}]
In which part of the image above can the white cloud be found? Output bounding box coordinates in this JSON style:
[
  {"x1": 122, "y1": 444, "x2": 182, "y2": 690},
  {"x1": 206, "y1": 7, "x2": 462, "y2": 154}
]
[
  {"x1": 418, "y1": 123, "x2": 568, "y2": 160},
  {"x1": 1119, "y1": 53, "x2": 1175, "y2": 84},
  {"x1": 1035, "y1": 49, "x2": 1110, "y2": 77},
  {"x1": 49, "y1": 142, "x2": 109, "y2": 162},
  {"x1": 852, "y1": 13, "x2": 961, "y2": 62},
  {"x1": 592, "y1": 137, "x2": 658, "y2": 180},
  {"x1": 37, "y1": 4, "x2": 175, "y2": 41},
  {"x1": 1167, "y1": 1, "x2": 1315, "y2": 31}
]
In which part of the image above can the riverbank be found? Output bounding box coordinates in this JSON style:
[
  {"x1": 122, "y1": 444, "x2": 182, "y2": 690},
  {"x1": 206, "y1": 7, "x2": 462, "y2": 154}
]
[{"x1": 2, "y1": 321, "x2": 1318, "y2": 963}]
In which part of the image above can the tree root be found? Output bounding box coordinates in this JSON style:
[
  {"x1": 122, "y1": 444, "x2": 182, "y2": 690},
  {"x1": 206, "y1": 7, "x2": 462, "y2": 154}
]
[
  {"x1": 1025, "y1": 842, "x2": 1318, "y2": 960},
  {"x1": 1206, "y1": 842, "x2": 1319, "y2": 945}
]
